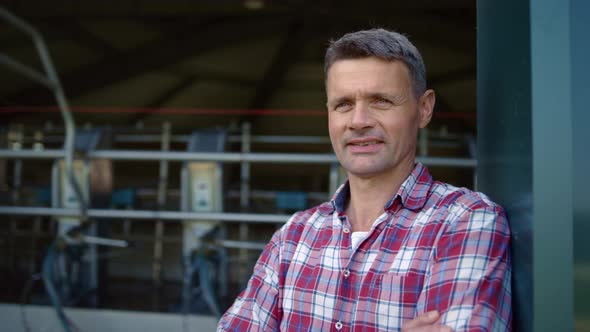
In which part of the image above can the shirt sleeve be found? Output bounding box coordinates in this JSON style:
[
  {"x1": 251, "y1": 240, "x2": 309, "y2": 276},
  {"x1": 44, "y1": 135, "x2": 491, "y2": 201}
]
[
  {"x1": 217, "y1": 228, "x2": 283, "y2": 332},
  {"x1": 416, "y1": 200, "x2": 512, "y2": 332}
]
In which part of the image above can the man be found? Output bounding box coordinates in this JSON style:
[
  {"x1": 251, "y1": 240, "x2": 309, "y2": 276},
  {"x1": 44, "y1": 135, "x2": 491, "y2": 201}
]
[{"x1": 218, "y1": 29, "x2": 511, "y2": 331}]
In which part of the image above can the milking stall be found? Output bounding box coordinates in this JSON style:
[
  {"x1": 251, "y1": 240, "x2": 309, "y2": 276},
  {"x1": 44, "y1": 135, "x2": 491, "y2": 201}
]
[{"x1": 0, "y1": 1, "x2": 589, "y2": 332}]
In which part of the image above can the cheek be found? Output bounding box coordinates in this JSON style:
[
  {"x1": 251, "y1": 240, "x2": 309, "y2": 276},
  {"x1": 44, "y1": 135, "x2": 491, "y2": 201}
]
[
  {"x1": 328, "y1": 117, "x2": 347, "y2": 154},
  {"x1": 328, "y1": 114, "x2": 344, "y2": 136},
  {"x1": 327, "y1": 121, "x2": 335, "y2": 138},
  {"x1": 328, "y1": 127, "x2": 341, "y2": 152},
  {"x1": 384, "y1": 116, "x2": 418, "y2": 136}
]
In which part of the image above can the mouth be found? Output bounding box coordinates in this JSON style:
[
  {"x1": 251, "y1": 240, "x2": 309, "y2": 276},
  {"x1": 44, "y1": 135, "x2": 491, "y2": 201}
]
[
  {"x1": 348, "y1": 140, "x2": 381, "y2": 146},
  {"x1": 346, "y1": 137, "x2": 384, "y2": 146},
  {"x1": 345, "y1": 137, "x2": 384, "y2": 153}
]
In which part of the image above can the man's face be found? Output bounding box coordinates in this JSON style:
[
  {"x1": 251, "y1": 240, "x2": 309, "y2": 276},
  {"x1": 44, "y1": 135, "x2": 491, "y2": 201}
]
[{"x1": 326, "y1": 57, "x2": 434, "y2": 179}]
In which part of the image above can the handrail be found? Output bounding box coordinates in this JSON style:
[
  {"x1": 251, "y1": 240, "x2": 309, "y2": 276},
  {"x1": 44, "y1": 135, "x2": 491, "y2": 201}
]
[
  {"x1": 0, "y1": 206, "x2": 291, "y2": 224},
  {"x1": 0, "y1": 7, "x2": 87, "y2": 220},
  {"x1": 0, "y1": 149, "x2": 477, "y2": 167}
]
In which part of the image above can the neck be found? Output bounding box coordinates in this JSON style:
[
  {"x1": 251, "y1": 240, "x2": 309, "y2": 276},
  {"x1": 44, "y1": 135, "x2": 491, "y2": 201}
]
[{"x1": 345, "y1": 160, "x2": 414, "y2": 232}]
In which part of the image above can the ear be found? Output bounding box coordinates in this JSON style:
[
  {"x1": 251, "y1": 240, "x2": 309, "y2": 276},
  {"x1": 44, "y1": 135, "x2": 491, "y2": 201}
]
[{"x1": 418, "y1": 89, "x2": 435, "y2": 129}]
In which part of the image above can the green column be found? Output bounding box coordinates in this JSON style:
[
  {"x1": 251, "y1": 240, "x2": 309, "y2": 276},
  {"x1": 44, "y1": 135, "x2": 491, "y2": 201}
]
[
  {"x1": 572, "y1": 0, "x2": 590, "y2": 328},
  {"x1": 530, "y1": 0, "x2": 573, "y2": 330},
  {"x1": 477, "y1": 1, "x2": 532, "y2": 330},
  {"x1": 477, "y1": 0, "x2": 582, "y2": 330}
]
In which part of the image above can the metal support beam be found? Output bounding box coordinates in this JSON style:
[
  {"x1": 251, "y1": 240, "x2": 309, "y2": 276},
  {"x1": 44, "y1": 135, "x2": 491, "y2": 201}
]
[
  {"x1": 0, "y1": 149, "x2": 477, "y2": 167},
  {"x1": 0, "y1": 206, "x2": 291, "y2": 224},
  {"x1": 248, "y1": 5, "x2": 307, "y2": 109}
]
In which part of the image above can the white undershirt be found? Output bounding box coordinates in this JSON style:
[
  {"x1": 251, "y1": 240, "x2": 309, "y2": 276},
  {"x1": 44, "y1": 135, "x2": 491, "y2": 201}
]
[{"x1": 351, "y1": 231, "x2": 369, "y2": 251}]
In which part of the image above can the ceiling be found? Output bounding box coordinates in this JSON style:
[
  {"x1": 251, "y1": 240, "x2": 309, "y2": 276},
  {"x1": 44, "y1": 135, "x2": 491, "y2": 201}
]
[{"x1": 0, "y1": 0, "x2": 476, "y2": 136}]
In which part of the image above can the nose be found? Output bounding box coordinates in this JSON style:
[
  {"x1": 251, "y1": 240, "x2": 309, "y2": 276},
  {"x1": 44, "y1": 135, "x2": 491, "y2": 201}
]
[{"x1": 348, "y1": 102, "x2": 375, "y2": 130}]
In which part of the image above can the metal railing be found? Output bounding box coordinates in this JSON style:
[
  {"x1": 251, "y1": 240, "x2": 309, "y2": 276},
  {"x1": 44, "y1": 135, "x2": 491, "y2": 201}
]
[
  {"x1": 0, "y1": 206, "x2": 290, "y2": 223},
  {"x1": 0, "y1": 149, "x2": 476, "y2": 165},
  {"x1": 0, "y1": 149, "x2": 476, "y2": 223},
  {"x1": 0, "y1": 7, "x2": 87, "y2": 219}
]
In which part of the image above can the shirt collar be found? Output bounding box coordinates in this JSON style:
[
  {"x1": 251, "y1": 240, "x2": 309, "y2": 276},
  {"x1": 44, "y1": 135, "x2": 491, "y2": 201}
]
[
  {"x1": 320, "y1": 163, "x2": 433, "y2": 215},
  {"x1": 385, "y1": 163, "x2": 432, "y2": 211}
]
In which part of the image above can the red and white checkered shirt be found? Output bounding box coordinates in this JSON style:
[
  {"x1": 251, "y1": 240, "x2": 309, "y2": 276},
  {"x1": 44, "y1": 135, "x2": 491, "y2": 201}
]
[{"x1": 218, "y1": 163, "x2": 512, "y2": 331}]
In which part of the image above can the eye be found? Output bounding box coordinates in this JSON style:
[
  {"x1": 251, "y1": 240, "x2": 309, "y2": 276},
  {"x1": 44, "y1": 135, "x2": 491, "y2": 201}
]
[
  {"x1": 333, "y1": 101, "x2": 353, "y2": 112},
  {"x1": 372, "y1": 98, "x2": 393, "y2": 109}
]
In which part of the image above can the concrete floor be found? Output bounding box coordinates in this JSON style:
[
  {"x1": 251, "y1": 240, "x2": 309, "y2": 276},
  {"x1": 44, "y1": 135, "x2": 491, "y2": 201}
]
[{"x1": 0, "y1": 303, "x2": 219, "y2": 332}]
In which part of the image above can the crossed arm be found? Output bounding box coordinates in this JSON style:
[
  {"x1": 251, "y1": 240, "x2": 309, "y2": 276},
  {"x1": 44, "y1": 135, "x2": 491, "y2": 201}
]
[{"x1": 414, "y1": 203, "x2": 512, "y2": 331}]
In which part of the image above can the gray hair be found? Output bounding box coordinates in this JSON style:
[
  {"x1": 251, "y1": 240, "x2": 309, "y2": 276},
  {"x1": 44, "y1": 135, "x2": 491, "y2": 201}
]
[{"x1": 324, "y1": 28, "x2": 427, "y2": 97}]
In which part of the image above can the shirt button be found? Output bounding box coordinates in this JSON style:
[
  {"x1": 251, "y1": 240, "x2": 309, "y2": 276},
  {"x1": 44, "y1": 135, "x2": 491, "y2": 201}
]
[
  {"x1": 335, "y1": 321, "x2": 343, "y2": 330},
  {"x1": 343, "y1": 227, "x2": 350, "y2": 233},
  {"x1": 343, "y1": 269, "x2": 350, "y2": 278}
]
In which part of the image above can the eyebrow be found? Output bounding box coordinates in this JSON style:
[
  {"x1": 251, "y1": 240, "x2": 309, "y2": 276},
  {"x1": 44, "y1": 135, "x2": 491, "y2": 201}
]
[
  {"x1": 368, "y1": 92, "x2": 402, "y2": 101},
  {"x1": 328, "y1": 92, "x2": 402, "y2": 103}
]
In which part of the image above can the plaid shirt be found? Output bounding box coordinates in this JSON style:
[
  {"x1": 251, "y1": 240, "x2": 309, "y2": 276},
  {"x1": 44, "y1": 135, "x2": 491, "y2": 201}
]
[{"x1": 218, "y1": 163, "x2": 512, "y2": 331}]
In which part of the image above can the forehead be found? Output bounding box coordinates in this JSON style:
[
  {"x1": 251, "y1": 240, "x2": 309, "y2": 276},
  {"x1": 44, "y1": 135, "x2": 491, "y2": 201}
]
[{"x1": 326, "y1": 57, "x2": 412, "y2": 96}]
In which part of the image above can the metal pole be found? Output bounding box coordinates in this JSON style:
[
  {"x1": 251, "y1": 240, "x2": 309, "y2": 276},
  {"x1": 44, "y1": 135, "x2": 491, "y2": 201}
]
[
  {"x1": 0, "y1": 149, "x2": 477, "y2": 168},
  {"x1": 8, "y1": 125, "x2": 23, "y2": 275},
  {"x1": 9, "y1": 125, "x2": 23, "y2": 204},
  {"x1": 217, "y1": 240, "x2": 266, "y2": 251},
  {"x1": 0, "y1": 54, "x2": 55, "y2": 89},
  {"x1": 466, "y1": 135, "x2": 477, "y2": 190},
  {"x1": 90, "y1": 150, "x2": 339, "y2": 163},
  {"x1": 64, "y1": 133, "x2": 332, "y2": 145},
  {"x1": 419, "y1": 128, "x2": 429, "y2": 157},
  {"x1": 0, "y1": 149, "x2": 66, "y2": 159},
  {"x1": 0, "y1": 206, "x2": 291, "y2": 224},
  {"x1": 40, "y1": 132, "x2": 467, "y2": 147},
  {"x1": 0, "y1": 8, "x2": 86, "y2": 221},
  {"x1": 240, "y1": 123, "x2": 251, "y2": 209},
  {"x1": 153, "y1": 122, "x2": 171, "y2": 305},
  {"x1": 157, "y1": 123, "x2": 171, "y2": 209},
  {"x1": 0, "y1": 149, "x2": 478, "y2": 167},
  {"x1": 239, "y1": 122, "x2": 251, "y2": 290}
]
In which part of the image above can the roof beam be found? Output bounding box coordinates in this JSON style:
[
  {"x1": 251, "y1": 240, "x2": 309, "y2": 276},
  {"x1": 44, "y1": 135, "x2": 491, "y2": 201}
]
[
  {"x1": 247, "y1": 10, "x2": 308, "y2": 109},
  {"x1": 4, "y1": 14, "x2": 286, "y2": 106}
]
